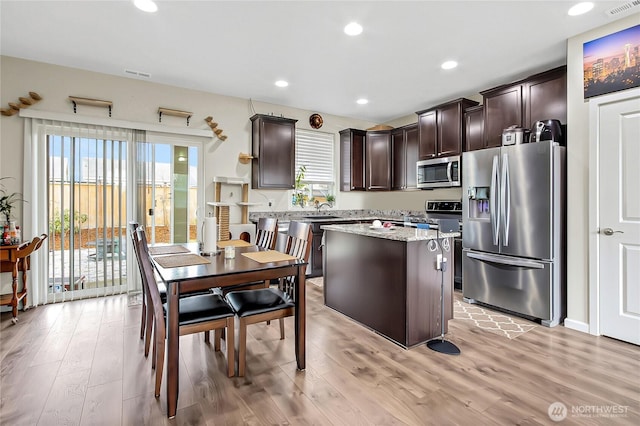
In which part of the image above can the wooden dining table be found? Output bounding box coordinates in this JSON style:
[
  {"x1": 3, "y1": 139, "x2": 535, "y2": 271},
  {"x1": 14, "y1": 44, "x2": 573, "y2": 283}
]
[{"x1": 150, "y1": 242, "x2": 307, "y2": 419}]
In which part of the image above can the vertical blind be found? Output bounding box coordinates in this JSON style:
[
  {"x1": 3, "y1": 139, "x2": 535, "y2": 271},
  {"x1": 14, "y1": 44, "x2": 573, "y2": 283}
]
[{"x1": 294, "y1": 129, "x2": 334, "y2": 183}]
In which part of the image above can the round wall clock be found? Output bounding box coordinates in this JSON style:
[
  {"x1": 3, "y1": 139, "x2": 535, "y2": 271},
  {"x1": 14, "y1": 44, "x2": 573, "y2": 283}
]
[{"x1": 309, "y1": 113, "x2": 323, "y2": 129}]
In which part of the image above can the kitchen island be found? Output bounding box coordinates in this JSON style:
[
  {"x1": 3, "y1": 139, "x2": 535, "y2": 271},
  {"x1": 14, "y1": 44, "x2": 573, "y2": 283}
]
[{"x1": 322, "y1": 224, "x2": 458, "y2": 348}]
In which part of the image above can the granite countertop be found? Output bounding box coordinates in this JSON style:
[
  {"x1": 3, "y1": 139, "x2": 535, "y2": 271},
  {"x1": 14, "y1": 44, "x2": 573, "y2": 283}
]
[
  {"x1": 249, "y1": 209, "x2": 428, "y2": 224},
  {"x1": 321, "y1": 223, "x2": 459, "y2": 242}
]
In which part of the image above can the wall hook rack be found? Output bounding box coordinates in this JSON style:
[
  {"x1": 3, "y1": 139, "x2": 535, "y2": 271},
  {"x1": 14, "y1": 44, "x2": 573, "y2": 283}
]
[
  {"x1": 205, "y1": 116, "x2": 228, "y2": 141},
  {"x1": 69, "y1": 96, "x2": 112, "y2": 116},
  {"x1": 1, "y1": 91, "x2": 42, "y2": 116},
  {"x1": 158, "y1": 107, "x2": 192, "y2": 126}
]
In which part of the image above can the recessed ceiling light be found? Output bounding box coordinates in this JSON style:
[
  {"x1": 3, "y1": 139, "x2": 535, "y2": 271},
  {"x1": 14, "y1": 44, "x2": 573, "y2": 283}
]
[
  {"x1": 441, "y1": 60, "x2": 458, "y2": 70},
  {"x1": 568, "y1": 2, "x2": 594, "y2": 16},
  {"x1": 356, "y1": 98, "x2": 369, "y2": 105},
  {"x1": 344, "y1": 22, "x2": 363, "y2": 36},
  {"x1": 275, "y1": 80, "x2": 289, "y2": 88},
  {"x1": 134, "y1": 0, "x2": 158, "y2": 13}
]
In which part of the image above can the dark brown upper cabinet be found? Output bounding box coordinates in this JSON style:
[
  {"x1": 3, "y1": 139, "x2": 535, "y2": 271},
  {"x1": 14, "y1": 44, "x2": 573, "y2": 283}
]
[
  {"x1": 481, "y1": 66, "x2": 566, "y2": 148},
  {"x1": 250, "y1": 114, "x2": 297, "y2": 189},
  {"x1": 523, "y1": 67, "x2": 567, "y2": 129},
  {"x1": 391, "y1": 123, "x2": 419, "y2": 190},
  {"x1": 365, "y1": 130, "x2": 391, "y2": 191},
  {"x1": 339, "y1": 128, "x2": 366, "y2": 191},
  {"x1": 464, "y1": 105, "x2": 485, "y2": 152},
  {"x1": 481, "y1": 84, "x2": 522, "y2": 149},
  {"x1": 417, "y1": 98, "x2": 479, "y2": 159}
]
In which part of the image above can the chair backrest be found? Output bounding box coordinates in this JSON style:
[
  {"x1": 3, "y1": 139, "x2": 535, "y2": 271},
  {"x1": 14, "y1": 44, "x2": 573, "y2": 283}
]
[
  {"x1": 255, "y1": 217, "x2": 278, "y2": 250},
  {"x1": 284, "y1": 221, "x2": 312, "y2": 263},
  {"x1": 134, "y1": 227, "x2": 166, "y2": 334},
  {"x1": 16, "y1": 234, "x2": 48, "y2": 259},
  {"x1": 279, "y1": 221, "x2": 312, "y2": 296}
]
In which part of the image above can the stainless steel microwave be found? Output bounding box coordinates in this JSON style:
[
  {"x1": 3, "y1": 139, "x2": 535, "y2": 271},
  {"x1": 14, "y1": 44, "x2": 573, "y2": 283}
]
[{"x1": 416, "y1": 155, "x2": 461, "y2": 189}]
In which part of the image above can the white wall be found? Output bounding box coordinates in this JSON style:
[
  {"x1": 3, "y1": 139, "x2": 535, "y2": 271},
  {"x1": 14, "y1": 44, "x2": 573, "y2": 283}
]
[{"x1": 565, "y1": 14, "x2": 640, "y2": 326}]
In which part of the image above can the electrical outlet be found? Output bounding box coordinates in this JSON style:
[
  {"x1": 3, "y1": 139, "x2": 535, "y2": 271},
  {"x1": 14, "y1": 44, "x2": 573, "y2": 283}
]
[{"x1": 436, "y1": 254, "x2": 443, "y2": 270}]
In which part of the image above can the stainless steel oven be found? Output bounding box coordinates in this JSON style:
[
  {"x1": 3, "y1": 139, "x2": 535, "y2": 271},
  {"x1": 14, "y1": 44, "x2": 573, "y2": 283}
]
[{"x1": 416, "y1": 155, "x2": 461, "y2": 189}]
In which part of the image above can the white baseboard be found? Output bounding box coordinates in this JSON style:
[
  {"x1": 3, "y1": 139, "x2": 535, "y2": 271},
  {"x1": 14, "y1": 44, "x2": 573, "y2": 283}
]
[{"x1": 563, "y1": 318, "x2": 590, "y2": 334}]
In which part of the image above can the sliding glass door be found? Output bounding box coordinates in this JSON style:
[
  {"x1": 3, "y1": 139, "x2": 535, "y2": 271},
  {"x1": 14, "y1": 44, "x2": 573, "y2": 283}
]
[
  {"x1": 46, "y1": 127, "x2": 202, "y2": 301},
  {"x1": 136, "y1": 140, "x2": 200, "y2": 245},
  {"x1": 48, "y1": 134, "x2": 128, "y2": 297}
]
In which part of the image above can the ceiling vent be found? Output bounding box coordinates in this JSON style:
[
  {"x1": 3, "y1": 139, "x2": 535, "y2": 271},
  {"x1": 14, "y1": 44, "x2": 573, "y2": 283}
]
[
  {"x1": 124, "y1": 69, "x2": 151, "y2": 78},
  {"x1": 605, "y1": 0, "x2": 640, "y2": 17}
]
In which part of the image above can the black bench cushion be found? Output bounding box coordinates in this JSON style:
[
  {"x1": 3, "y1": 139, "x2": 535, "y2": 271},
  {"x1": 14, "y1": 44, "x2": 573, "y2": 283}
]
[
  {"x1": 162, "y1": 293, "x2": 235, "y2": 326},
  {"x1": 225, "y1": 288, "x2": 294, "y2": 318}
]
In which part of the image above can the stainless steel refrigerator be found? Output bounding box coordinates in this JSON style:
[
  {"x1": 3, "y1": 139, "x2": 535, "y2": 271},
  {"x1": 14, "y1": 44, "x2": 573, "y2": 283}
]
[{"x1": 462, "y1": 140, "x2": 565, "y2": 326}]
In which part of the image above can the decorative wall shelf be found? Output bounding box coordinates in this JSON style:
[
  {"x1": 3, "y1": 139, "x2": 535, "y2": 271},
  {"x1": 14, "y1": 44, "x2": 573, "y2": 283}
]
[
  {"x1": 69, "y1": 96, "x2": 112, "y2": 116},
  {"x1": 1, "y1": 92, "x2": 42, "y2": 116},
  {"x1": 205, "y1": 116, "x2": 228, "y2": 141},
  {"x1": 158, "y1": 107, "x2": 192, "y2": 126},
  {"x1": 238, "y1": 153, "x2": 254, "y2": 164}
]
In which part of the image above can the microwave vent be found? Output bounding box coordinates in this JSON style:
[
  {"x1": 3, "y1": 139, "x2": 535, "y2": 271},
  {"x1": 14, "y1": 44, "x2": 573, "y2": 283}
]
[
  {"x1": 605, "y1": 0, "x2": 640, "y2": 17},
  {"x1": 124, "y1": 69, "x2": 151, "y2": 79}
]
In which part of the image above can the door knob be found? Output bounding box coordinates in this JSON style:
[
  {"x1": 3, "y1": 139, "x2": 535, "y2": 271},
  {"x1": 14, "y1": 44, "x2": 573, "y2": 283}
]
[{"x1": 600, "y1": 227, "x2": 623, "y2": 236}]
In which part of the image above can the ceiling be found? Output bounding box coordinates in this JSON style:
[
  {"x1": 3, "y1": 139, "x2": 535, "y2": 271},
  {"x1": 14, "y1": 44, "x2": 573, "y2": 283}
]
[{"x1": 0, "y1": 1, "x2": 633, "y2": 123}]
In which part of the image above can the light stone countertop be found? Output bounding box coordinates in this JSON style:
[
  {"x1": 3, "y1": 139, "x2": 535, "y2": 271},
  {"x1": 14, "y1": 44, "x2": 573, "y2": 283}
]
[{"x1": 321, "y1": 223, "x2": 459, "y2": 242}]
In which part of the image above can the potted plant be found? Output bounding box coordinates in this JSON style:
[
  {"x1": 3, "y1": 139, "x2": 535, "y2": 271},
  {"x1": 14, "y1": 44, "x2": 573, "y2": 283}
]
[
  {"x1": 293, "y1": 165, "x2": 307, "y2": 207},
  {"x1": 326, "y1": 194, "x2": 335, "y2": 206},
  {"x1": 0, "y1": 177, "x2": 24, "y2": 225}
]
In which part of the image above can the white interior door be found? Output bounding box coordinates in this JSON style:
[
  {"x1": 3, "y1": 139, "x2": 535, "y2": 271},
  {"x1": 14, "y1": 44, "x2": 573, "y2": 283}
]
[{"x1": 594, "y1": 89, "x2": 640, "y2": 345}]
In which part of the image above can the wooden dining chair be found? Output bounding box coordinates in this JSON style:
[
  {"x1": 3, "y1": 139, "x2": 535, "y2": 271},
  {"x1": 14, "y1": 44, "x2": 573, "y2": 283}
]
[
  {"x1": 219, "y1": 217, "x2": 279, "y2": 296},
  {"x1": 135, "y1": 227, "x2": 236, "y2": 396},
  {"x1": 130, "y1": 222, "x2": 162, "y2": 357},
  {"x1": 225, "y1": 221, "x2": 312, "y2": 376},
  {"x1": 0, "y1": 233, "x2": 47, "y2": 324}
]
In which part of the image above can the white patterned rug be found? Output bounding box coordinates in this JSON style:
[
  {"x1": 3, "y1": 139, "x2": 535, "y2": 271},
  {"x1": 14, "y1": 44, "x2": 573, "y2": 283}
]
[{"x1": 454, "y1": 300, "x2": 536, "y2": 339}]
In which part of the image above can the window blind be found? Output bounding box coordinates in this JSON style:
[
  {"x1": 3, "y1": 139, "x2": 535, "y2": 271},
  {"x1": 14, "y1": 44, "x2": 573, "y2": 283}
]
[{"x1": 295, "y1": 129, "x2": 334, "y2": 183}]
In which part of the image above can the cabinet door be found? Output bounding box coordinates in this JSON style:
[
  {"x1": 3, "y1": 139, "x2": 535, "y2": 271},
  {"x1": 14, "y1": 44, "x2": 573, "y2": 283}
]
[
  {"x1": 365, "y1": 131, "x2": 391, "y2": 191},
  {"x1": 339, "y1": 129, "x2": 365, "y2": 191},
  {"x1": 465, "y1": 105, "x2": 485, "y2": 151},
  {"x1": 404, "y1": 124, "x2": 419, "y2": 189},
  {"x1": 418, "y1": 110, "x2": 437, "y2": 159},
  {"x1": 251, "y1": 115, "x2": 296, "y2": 189},
  {"x1": 391, "y1": 128, "x2": 406, "y2": 190},
  {"x1": 483, "y1": 85, "x2": 522, "y2": 149},
  {"x1": 524, "y1": 67, "x2": 567, "y2": 129},
  {"x1": 438, "y1": 102, "x2": 463, "y2": 157}
]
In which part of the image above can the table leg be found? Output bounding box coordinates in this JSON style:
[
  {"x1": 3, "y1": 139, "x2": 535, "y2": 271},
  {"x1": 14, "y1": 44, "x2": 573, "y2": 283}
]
[
  {"x1": 295, "y1": 265, "x2": 306, "y2": 370},
  {"x1": 167, "y1": 282, "x2": 180, "y2": 418}
]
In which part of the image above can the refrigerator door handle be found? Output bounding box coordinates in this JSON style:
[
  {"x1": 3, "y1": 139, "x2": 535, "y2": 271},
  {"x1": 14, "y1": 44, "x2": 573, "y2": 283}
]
[
  {"x1": 490, "y1": 155, "x2": 500, "y2": 245},
  {"x1": 501, "y1": 153, "x2": 510, "y2": 246},
  {"x1": 466, "y1": 251, "x2": 545, "y2": 269}
]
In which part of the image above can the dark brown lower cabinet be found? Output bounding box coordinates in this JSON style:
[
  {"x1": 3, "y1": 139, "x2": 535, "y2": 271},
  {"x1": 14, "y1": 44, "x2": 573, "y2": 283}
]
[{"x1": 324, "y1": 229, "x2": 453, "y2": 348}]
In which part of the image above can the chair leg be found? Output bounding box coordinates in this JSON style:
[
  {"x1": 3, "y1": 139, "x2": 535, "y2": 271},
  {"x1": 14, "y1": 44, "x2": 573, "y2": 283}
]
[
  {"x1": 214, "y1": 329, "x2": 221, "y2": 351},
  {"x1": 140, "y1": 297, "x2": 146, "y2": 340},
  {"x1": 144, "y1": 304, "x2": 154, "y2": 357},
  {"x1": 279, "y1": 318, "x2": 285, "y2": 340},
  {"x1": 155, "y1": 335, "x2": 165, "y2": 398},
  {"x1": 238, "y1": 318, "x2": 247, "y2": 377},
  {"x1": 151, "y1": 321, "x2": 157, "y2": 370},
  {"x1": 226, "y1": 317, "x2": 235, "y2": 377}
]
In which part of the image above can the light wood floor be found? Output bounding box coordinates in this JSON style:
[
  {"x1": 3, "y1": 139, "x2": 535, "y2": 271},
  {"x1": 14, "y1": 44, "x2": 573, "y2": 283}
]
[{"x1": 1, "y1": 284, "x2": 638, "y2": 425}]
